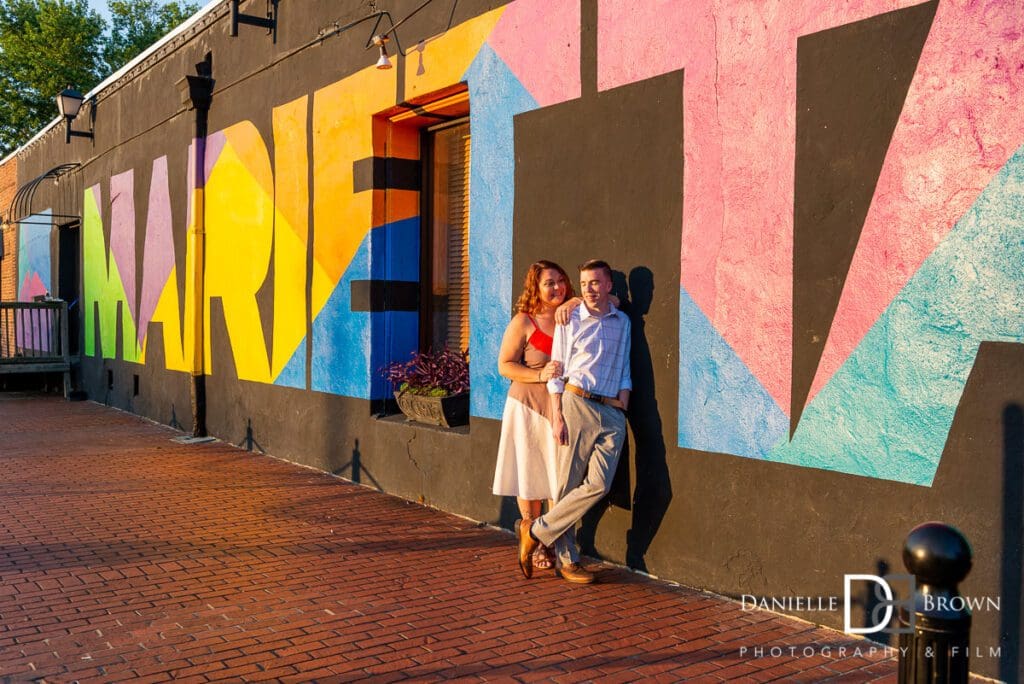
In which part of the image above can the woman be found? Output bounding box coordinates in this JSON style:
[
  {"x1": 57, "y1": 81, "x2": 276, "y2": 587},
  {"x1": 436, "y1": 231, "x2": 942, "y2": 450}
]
[{"x1": 493, "y1": 260, "x2": 575, "y2": 571}]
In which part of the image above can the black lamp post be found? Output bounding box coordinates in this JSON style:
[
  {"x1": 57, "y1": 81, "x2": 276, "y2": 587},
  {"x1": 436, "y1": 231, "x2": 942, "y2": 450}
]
[{"x1": 56, "y1": 87, "x2": 93, "y2": 144}]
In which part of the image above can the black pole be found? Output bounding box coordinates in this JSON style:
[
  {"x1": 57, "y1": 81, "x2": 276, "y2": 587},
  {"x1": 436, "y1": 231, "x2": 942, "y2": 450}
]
[
  {"x1": 178, "y1": 55, "x2": 214, "y2": 437},
  {"x1": 898, "y1": 522, "x2": 973, "y2": 684}
]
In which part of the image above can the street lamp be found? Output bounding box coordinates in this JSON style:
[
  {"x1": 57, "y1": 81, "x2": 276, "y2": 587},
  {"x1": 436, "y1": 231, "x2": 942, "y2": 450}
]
[{"x1": 56, "y1": 86, "x2": 93, "y2": 144}]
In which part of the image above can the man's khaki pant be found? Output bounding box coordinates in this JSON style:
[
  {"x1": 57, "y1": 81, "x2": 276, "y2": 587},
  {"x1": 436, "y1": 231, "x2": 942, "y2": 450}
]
[{"x1": 532, "y1": 392, "x2": 626, "y2": 567}]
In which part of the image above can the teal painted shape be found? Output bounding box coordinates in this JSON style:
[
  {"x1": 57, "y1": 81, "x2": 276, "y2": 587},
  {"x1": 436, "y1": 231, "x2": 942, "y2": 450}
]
[
  {"x1": 464, "y1": 43, "x2": 539, "y2": 420},
  {"x1": 769, "y1": 146, "x2": 1024, "y2": 485}
]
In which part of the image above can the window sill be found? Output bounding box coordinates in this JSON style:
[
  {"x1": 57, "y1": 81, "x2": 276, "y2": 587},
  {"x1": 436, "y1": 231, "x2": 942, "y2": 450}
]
[{"x1": 374, "y1": 412, "x2": 470, "y2": 435}]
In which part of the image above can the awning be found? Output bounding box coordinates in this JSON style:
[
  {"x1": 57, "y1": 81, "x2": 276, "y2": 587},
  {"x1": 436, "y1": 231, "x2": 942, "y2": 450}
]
[{"x1": 4, "y1": 163, "x2": 82, "y2": 226}]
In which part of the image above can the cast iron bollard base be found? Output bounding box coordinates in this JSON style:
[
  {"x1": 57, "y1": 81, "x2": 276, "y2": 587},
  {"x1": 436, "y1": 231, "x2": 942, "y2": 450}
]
[{"x1": 898, "y1": 522, "x2": 973, "y2": 684}]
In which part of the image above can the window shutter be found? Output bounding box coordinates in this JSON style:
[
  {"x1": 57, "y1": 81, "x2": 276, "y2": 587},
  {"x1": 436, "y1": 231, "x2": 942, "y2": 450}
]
[{"x1": 445, "y1": 126, "x2": 470, "y2": 353}]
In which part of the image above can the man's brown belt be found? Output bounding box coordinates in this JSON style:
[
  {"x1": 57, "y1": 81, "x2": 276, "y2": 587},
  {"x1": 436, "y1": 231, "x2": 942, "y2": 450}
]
[{"x1": 565, "y1": 383, "x2": 626, "y2": 411}]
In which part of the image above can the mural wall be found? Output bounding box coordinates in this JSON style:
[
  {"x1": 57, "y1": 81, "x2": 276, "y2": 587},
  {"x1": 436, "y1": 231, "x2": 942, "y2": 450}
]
[
  {"x1": 76, "y1": 0, "x2": 1023, "y2": 487},
  {"x1": 600, "y1": 0, "x2": 1024, "y2": 487},
  {"x1": 80, "y1": 2, "x2": 581, "y2": 407}
]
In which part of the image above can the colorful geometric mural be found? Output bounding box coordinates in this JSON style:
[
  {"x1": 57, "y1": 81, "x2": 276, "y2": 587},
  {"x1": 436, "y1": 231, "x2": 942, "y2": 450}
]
[
  {"x1": 203, "y1": 123, "x2": 274, "y2": 383},
  {"x1": 16, "y1": 210, "x2": 53, "y2": 352},
  {"x1": 769, "y1": 147, "x2": 1024, "y2": 485},
  {"x1": 80, "y1": 1, "x2": 579, "y2": 405},
  {"x1": 83, "y1": 184, "x2": 139, "y2": 362},
  {"x1": 17, "y1": 210, "x2": 50, "y2": 302},
  {"x1": 140, "y1": 156, "x2": 186, "y2": 371},
  {"x1": 77, "y1": 0, "x2": 1024, "y2": 486}
]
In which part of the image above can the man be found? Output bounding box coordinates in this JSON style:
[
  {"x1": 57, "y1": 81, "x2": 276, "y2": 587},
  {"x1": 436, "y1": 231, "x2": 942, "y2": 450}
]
[{"x1": 518, "y1": 259, "x2": 631, "y2": 584}]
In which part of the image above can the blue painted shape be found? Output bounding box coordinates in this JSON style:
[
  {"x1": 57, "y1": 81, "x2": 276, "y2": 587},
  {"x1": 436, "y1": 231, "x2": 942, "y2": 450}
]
[
  {"x1": 274, "y1": 335, "x2": 306, "y2": 389},
  {"x1": 769, "y1": 146, "x2": 1024, "y2": 485},
  {"x1": 677, "y1": 286, "x2": 789, "y2": 458},
  {"x1": 311, "y1": 236, "x2": 372, "y2": 398},
  {"x1": 371, "y1": 312, "x2": 418, "y2": 399},
  {"x1": 18, "y1": 210, "x2": 53, "y2": 298},
  {"x1": 464, "y1": 43, "x2": 539, "y2": 419},
  {"x1": 311, "y1": 218, "x2": 420, "y2": 399},
  {"x1": 369, "y1": 216, "x2": 419, "y2": 400},
  {"x1": 370, "y1": 216, "x2": 419, "y2": 280}
]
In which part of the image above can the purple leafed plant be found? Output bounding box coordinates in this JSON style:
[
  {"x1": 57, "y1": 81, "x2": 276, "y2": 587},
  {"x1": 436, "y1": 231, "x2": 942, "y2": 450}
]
[{"x1": 380, "y1": 348, "x2": 470, "y2": 397}]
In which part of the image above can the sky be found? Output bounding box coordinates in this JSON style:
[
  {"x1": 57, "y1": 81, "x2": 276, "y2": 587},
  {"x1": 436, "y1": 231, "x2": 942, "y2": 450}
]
[
  {"x1": 86, "y1": 0, "x2": 210, "y2": 31},
  {"x1": 86, "y1": 0, "x2": 111, "y2": 25}
]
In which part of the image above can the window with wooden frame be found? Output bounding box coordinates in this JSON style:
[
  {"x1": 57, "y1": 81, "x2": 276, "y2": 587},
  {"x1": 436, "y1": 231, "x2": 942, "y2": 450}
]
[{"x1": 369, "y1": 85, "x2": 470, "y2": 409}]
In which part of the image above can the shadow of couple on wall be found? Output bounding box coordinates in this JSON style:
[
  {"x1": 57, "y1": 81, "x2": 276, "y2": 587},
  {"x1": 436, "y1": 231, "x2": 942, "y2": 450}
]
[{"x1": 576, "y1": 266, "x2": 673, "y2": 573}]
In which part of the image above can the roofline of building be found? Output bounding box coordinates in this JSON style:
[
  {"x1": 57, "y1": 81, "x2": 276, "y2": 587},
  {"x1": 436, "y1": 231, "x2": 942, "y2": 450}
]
[{"x1": 0, "y1": 0, "x2": 223, "y2": 168}]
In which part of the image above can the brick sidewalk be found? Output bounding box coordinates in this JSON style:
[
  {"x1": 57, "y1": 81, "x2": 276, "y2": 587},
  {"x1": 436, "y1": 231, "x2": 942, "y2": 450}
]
[{"x1": 0, "y1": 396, "x2": 897, "y2": 682}]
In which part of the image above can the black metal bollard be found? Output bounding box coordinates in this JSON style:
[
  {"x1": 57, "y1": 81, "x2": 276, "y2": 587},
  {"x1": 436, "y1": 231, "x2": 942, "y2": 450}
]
[{"x1": 898, "y1": 522, "x2": 973, "y2": 684}]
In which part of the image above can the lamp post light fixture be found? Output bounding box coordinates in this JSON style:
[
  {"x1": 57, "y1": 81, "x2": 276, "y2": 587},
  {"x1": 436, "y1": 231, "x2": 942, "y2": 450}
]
[
  {"x1": 373, "y1": 34, "x2": 393, "y2": 70},
  {"x1": 56, "y1": 86, "x2": 93, "y2": 144}
]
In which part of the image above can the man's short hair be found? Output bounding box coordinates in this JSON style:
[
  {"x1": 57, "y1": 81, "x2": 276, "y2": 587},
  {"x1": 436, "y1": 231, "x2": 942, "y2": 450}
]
[{"x1": 579, "y1": 259, "x2": 612, "y2": 279}]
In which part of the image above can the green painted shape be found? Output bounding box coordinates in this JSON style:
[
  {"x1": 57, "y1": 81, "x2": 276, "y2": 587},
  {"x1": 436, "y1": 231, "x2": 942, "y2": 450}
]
[{"x1": 83, "y1": 188, "x2": 141, "y2": 362}]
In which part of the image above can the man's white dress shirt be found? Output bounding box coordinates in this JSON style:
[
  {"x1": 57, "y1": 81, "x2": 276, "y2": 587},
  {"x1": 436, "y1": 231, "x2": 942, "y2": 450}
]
[{"x1": 547, "y1": 303, "x2": 631, "y2": 398}]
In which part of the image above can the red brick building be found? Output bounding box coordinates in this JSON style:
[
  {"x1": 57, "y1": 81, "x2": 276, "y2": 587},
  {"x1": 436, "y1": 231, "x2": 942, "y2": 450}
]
[{"x1": 0, "y1": 155, "x2": 17, "y2": 301}]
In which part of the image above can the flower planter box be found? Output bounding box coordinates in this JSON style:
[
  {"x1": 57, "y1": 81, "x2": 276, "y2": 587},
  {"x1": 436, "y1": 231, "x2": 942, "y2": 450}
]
[{"x1": 394, "y1": 391, "x2": 469, "y2": 428}]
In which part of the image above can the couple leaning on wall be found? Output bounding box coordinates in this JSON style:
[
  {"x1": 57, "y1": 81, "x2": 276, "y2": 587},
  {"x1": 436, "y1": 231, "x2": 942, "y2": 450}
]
[{"x1": 493, "y1": 259, "x2": 632, "y2": 585}]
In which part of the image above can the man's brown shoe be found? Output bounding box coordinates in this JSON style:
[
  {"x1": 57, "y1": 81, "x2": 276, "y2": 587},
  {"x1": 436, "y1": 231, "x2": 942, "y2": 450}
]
[
  {"x1": 517, "y1": 519, "x2": 539, "y2": 578},
  {"x1": 558, "y1": 562, "x2": 596, "y2": 584}
]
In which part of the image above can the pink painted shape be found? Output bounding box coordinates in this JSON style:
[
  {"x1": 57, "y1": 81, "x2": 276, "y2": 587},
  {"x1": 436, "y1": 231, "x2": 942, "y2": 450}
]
[
  {"x1": 16, "y1": 272, "x2": 51, "y2": 352},
  {"x1": 19, "y1": 271, "x2": 46, "y2": 301},
  {"x1": 598, "y1": 0, "x2": 928, "y2": 414},
  {"x1": 138, "y1": 156, "x2": 176, "y2": 346},
  {"x1": 808, "y1": 0, "x2": 1024, "y2": 402},
  {"x1": 186, "y1": 142, "x2": 194, "y2": 231},
  {"x1": 185, "y1": 133, "x2": 225, "y2": 231},
  {"x1": 202, "y1": 132, "x2": 226, "y2": 187},
  {"x1": 488, "y1": 0, "x2": 581, "y2": 106},
  {"x1": 109, "y1": 170, "x2": 136, "y2": 322}
]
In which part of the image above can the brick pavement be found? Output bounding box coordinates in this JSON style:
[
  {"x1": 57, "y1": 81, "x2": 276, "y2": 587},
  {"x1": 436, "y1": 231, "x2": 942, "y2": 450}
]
[{"x1": 0, "y1": 396, "x2": 898, "y2": 682}]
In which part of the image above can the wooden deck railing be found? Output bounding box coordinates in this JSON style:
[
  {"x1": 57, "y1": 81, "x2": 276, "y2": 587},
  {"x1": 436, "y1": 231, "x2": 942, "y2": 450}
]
[{"x1": 0, "y1": 301, "x2": 71, "y2": 397}]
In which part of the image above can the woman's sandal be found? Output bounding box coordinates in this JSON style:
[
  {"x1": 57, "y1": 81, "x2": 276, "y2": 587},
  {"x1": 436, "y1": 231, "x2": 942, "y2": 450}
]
[{"x1": 532, "y1": 544, "x2": 555, "y2": 571}]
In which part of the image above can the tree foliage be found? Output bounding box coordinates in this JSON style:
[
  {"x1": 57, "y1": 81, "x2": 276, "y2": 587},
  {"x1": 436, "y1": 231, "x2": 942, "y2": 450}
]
[
  {"x1": 103, "y1": 0, "x2": 197, "y2": 74},
  {"x1": 0, "y1": 0, "x2": 199, "y2": 156},
  {"x1": 0, "y1": 0, "x2": 105, "y2": 155}
]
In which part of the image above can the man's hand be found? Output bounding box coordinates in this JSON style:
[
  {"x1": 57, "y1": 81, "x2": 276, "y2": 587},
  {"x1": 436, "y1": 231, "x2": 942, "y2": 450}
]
[
  {"x1": 539, "y1": 361, "x2": 562, "y2": 381},
  {"x1": 552, "y1": 412, "x2": 568, "y2": 446}
]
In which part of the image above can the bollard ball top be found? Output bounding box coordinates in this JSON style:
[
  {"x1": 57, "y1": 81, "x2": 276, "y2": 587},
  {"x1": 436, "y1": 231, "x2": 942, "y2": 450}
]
[{"x1": 902, "y1": 521, "x2": 973, "y2": 585}]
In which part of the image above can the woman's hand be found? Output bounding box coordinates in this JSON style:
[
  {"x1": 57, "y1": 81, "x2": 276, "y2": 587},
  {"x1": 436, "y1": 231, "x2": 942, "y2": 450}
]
[
  {"x1": 538, "y1": 361, "x2": 562, "y2": 382},
  {"x1": 555, "y1": 297, "x2": 582, "y2": 325}
]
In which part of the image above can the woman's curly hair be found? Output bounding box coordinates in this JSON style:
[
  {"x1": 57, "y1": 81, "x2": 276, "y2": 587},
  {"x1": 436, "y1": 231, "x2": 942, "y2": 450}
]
[{"x1": 513, "y1": 260, "x2": 575, "y2": 315}]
